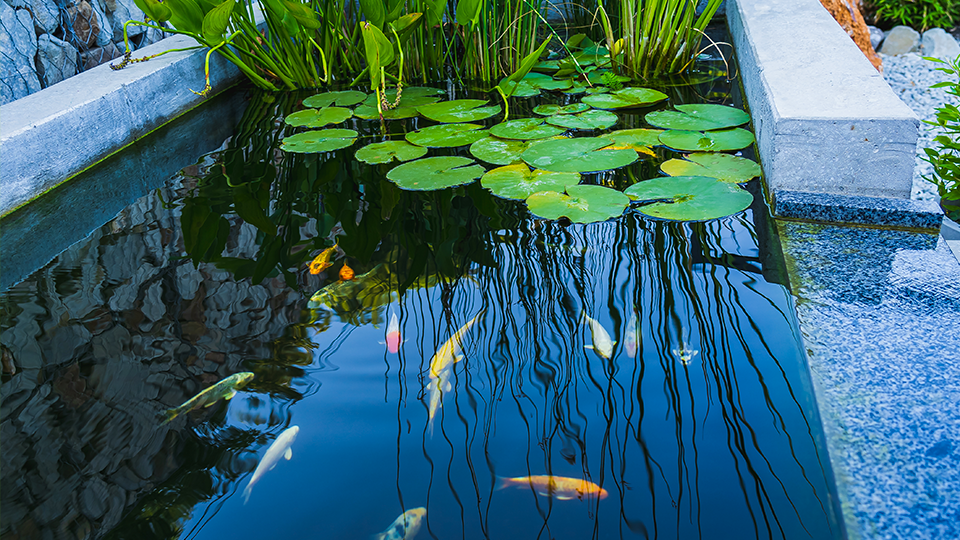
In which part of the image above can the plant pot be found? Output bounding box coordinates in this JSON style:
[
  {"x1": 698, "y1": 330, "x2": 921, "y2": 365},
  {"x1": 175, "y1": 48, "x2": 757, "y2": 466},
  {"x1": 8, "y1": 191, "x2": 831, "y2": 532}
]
[{"x1": 941, "y1": 197, "x2": 960, "y2": 223}]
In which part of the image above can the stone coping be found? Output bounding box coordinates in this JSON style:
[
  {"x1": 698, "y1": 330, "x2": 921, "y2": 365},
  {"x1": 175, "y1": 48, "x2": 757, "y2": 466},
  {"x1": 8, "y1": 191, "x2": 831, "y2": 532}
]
[
  {"x1": 0, "y1": 32, "x2": 242, "y2": 218},
  {"x1": 773, "y1": 189, "x2": 944, "y2": 230}
]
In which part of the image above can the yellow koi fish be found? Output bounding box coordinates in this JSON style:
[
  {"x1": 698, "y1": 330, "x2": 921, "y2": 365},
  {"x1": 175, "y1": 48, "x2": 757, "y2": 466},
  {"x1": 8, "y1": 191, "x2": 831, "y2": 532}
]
[
  {"x1": 582, "y1": 312, "x2": 615, "y2": 359},
  {"x1": 426, "y1": 365, "x2": 453, "y2": 437},
  {"x1": 428, "y1": 311, "x2": 484, "y2": 379},
  {"x1": 160, "y1": 372, "x2": 254, "y2": 425},
  {"x1": 496, "y1": 475, "x2": 608, "y2": 500},
  {"x1": 374, "y1": 508, "x2": 426, "y2": 540},
  {"x1": 308, "y1": 241, "x2": 339, "y2": 274}
]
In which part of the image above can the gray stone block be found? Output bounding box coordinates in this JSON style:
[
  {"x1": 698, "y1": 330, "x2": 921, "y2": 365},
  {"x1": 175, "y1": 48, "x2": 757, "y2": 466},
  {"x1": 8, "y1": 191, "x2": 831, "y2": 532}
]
[
  {"x1": 879, "y1": 25, "x2": 920, "y2": 55},
  {"x1": 773, "y1": 189, "x2": 944, "y2": 229},
  {"x1": 727, "y1": 0, "x2": 918, "y2": 202},
  {"x1": 922, "y1": 28, "x2": 960, "y2": 60}
]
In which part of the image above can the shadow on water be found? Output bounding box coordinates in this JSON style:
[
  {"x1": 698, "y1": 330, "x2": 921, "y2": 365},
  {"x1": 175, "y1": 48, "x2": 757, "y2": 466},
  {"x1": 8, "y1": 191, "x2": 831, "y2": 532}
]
[{"x1": 1, "y1": 61, "x2": 842, "y2": 540}]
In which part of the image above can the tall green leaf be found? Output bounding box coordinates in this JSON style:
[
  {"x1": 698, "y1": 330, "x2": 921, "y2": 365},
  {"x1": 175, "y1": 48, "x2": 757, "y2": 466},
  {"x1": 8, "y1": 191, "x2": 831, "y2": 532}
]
[
  {"x1": 132, "y1": 0, "x2": 172, "y2": 23},
  {"x1": 278, "y1": 0, "x2": 322, "y2": 29},
  {"x1": 165, "y1": 0, "x2": 205, "y2": 34},
  {"x1": 201, "y1": 0, "x2": 235, "y2": 43},
  {"x1": 362, "y1": 22, "x2": 396, "y2": 88},
  {"x1": 421, "y1": 0, "x2": 445, "y2": 27},
  {"x1": 498, "y1": 36, "x2": 552, "y2": 98},
  {"x1": 456, "y1": 0, "x2": 482, "y2": 29},
  {"x1": 360, "y1": 0, "x2": 386, "y2": 28}
]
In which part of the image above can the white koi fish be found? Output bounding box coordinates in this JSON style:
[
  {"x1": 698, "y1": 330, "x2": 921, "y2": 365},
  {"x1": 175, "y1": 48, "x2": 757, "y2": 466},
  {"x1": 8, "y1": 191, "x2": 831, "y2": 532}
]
[
  {"x1": 426, "y1": 366, "x2": 453, "y2": 437},
  {"x1": 374, "y1": 507, "x2": 426, "y2": 540},
  {"x1": 428, "y1": 311, "x2": 484, "y2": 379},
  {"x1": 243, "y1": 425, "x2": 299, "y2": 504},
  {"x1": 624, "y1": 307, "x2": 638, "y2": 358},
  {"x1": 581, "y1": 312, "x2": 615, "y2": 359}
]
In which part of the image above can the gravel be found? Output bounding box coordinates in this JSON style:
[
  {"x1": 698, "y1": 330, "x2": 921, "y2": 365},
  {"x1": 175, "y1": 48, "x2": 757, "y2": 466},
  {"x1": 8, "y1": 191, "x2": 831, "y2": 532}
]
[{"x1": 879, "y1": 52, "x2": 953, "y2": 201}]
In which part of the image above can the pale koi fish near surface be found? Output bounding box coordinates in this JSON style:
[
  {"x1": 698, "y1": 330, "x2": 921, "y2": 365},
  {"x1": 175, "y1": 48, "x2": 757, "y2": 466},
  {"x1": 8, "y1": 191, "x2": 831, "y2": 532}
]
[
  {"x1": 243, "y1": 425, "x2": 299, "y2": 504},
  {"x1": 160, "y1": 372, "x2": 254, "y2": 425},
  {"x1": 380, "y1": 313, "x2": 404, "y2": 354},
  {"x1": 373, "y1": 507, "x2": 426, "y2": 540},
  {"x1": 428, "y1": 311, "x2": 484, "y2": 379},
  {"x1": 581, "y1": 312, "x2": 615, "y2": 359},
  {"x1": 624, "y1": 307, "x2": 638, "y2": 358}
]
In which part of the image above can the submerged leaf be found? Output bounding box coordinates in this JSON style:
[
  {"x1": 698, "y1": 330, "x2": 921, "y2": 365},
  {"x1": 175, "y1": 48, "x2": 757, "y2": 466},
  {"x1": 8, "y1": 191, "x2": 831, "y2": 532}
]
[
  {"x1": 284, "y1": 107, "x2": 353, "y2": 128},
  {"x1": 481, "y1": 164, "x2": 580, "y2": 200},
  {"x1": 660, "y1": 153, "x2": 761, "y2": 183},
  {"x1": 624, "y1": 175, "x2": 753, "y2": 221},
  {"x1": 658, "y1": 128, "x2": 755, "y2": 152},
  {"x1": 281, "y1": 129, "x2": 358, "y2": 153},
  {"x1": 489, "y1": 118, "x2": 566, "y2": 140},
  {"x1": 521, "y1": 138, "x2": 637, "y2": 173},
  {"x1": 526, "y1": 185, "x2": 630, "y2": 223},
  {"x1": 533, "y1": 103, "x2": 591, "y2": 116},
  {"x1": 406, "y1": 123, "x2": 488, "y2": 147},
  {"x1": 355, "y1": 140, "x2": 428, "y2": 164},
  {"x1": 386, "y1": 156, "x2": 485, "y2": 190}
]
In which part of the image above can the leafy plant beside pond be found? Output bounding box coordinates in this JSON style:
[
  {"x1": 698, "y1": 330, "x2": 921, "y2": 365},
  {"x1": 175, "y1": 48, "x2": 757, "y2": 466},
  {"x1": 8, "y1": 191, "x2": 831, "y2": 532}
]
[
  {"x1": 864, "y1": 0, "x2": 960, "y2": 33},
  {"x1": 922, "y1": 54, "x2": 960, "y2": 220}
]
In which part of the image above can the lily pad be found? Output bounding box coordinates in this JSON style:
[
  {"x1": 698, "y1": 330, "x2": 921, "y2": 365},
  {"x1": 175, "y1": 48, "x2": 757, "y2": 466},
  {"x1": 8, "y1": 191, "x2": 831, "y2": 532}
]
[
  {"x1": 560, "y1": 80, "x2": 590, "y2": 95},
  {"x1": 533, "y1": 103, "x2": 591, "y2": 116},
  {"x1": 582, "y1": 87, "x2": 668, "y2": 110},
  {"x1": 469, "y1": 136, "x2": 564, "y2": 165},
  {"x1": 281, "y1": 129, "x2": 358, "y2": 153},
  {"x1": 417, "y1": 99, "x2": 502, "y2": 123},
  {"x1": 302, "y1": 90, "x2": 367, "y2": 108},
  {"x1": 386, "y1": 156, "x2": 485, "y2": 190},
  {"x1": 284, "y1": 107, "x2": 353, "y2": 128},
  {"x1": 526, "y1": 185, "x2": 630, "y2": 223},
  {"x1": 521, "y1": 138, "x2": 638, "y2": 173},
  {"x1": 489, "y1": 118, "x2": 566, "y2": 140},
  {"x1": 600, "y1": 129, "x2": 662, "y2": 154},
  {"x1": 658, "y1": 128, "x2": 755, "y2": 152},
  {"x1": 585, "y1": 86, "x2": 611, "y2": 95},
  {"x1": 481, "y1": 164, "x2": 580, "y2": 200},
  {"x1": 546, "y1": 109, "x2": 618, "y2": 130},
  {"x1": 624, "y1": 175, "x2": 754, "y2": 221},
  {"x1": 354, "y1": 94, "x2": 442, "y2": 120},
  {"x1": 405, "y1": 123, "x2": 488, "y2": 147},
  {"x1": 363, "y1": 86, "x2": 445, "y2": 105},
  {"x1": 586, "y1": 70, "x2": 630, "y2": 85},
  {"x1": 355, "y1": 140, "x2": 428, "y2": 164},
  {"x1": 532, "y1": 60, "x2": 560, "y2": 73},
  {"x1": 645, "y1": 104, "x2": 750, "y2": 131},
  {"x1": 660, "y1": 153, "x2": 761, "y2": 183}
]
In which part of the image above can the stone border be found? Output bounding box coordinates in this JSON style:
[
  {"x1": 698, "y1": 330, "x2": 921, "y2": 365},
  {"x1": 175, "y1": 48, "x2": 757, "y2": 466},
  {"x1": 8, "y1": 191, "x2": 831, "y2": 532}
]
[
  {"x1": 773, "y1": 189, "x2": 944, "y2": 230},
  {"x1": 0, "y1": 32, "x2": 242, "y2": 218}
]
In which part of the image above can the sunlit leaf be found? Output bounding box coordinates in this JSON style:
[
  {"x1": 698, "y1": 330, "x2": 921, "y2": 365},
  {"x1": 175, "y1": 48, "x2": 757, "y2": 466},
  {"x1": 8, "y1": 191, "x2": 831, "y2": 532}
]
[
  {"x1": 545, "y1": 109, "x2": 618, "y2": 131},
  {"x1": 645, "y1": 104, "x2": 750, "y2": 131},
  {"x1": 489, "y1": 118, "x2": 566, "y2": 140},
  {"x1": 355, "y1": 140, "x2": 428, "y2": 164},
  {"x1": 600, "y1": 128, "x2": 662, "y2": 155},
  {"x1": 469, "y1": 136, "x2": 564, "y2": 165},
  {"x1": 417, "y1": 99, "x2": 502, "y2": 123},
  {"x1": 526, "y1": 185, "x2": 630, "y2": 223},
  {"x1": 625, "y1": 175, "x2": 754, "y2": 221},
  {"x1": 582, "y1": 87, "x2": 667, "y2": 110},
  {"x1": 406, "y1": 123, "x2": 489, "y2": 147},
  {"x1": 658, "y1": 128, "x2": 755, "y2": 152},
  {"x1": 521, "y1": 138, "x2": 637, "y2": 173},
  {"x1": 660, "y1": 153, "x2": 761, "y2": 183},
  {"x1": 481, "y1": 164, "x2": 580, "y2": 200},
  {"x1": 386, "y1": 156, "x2": 485, "y2": 190},
  {"x1": 354, "y1": 94, "x2": 442, "y2": 120}
]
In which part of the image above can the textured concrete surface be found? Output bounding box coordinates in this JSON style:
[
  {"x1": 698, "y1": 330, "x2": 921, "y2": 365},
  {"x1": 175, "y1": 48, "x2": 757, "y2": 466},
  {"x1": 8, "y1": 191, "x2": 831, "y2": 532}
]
[
  {"x1": 728, "y1": 0, "x2": 919, "y2": 200},
  {"x1": 773, "y1": 189, "x2": 944, "y2": 230},
  {"x1": 0, "y1": 32, "x2": 242, "y2": 217}
]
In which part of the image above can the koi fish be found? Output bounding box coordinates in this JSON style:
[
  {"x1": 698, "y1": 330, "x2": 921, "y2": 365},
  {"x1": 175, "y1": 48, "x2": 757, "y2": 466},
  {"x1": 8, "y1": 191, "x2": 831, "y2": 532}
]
[
  {"x1": 496, "y1": 475, "x2": 608, "y2": 501},
  {"x1": 374, "y1": 507, "x2": 426, "y2": 540},
  {"x1": 308, "y1": 241, "x2": 339, "y2": 274},
  {"x1": 381, "y1": 313, "x2": 404, "y2": 354},
  {"x1": 672, "y1": 344, "x2": 699, "y2": 365},
  {"x1": 581, "y1": 312, "x2": 615, "y2": 359},
  {"x1": 426, "y1": 365, "x2": 453, "y2": 437},
  {"x1": 624, "y1": 307, "x2": 638, "y2": 358},
  {"x1": 428, "y1": 311, "x2": 484, "y2": 379},
  {"x1": 160, "y1": 372, "x2": 254, "y2": 425},
  {"x1": 339, "y1": 262, "x2": 355, "y2": 281},
  {"x1": 243, "y1": 425, "x2": 299, "y2": 504}
]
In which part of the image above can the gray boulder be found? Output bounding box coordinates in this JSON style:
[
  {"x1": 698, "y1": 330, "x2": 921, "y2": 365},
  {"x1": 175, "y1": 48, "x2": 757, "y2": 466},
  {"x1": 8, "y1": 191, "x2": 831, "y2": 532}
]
[
  {"x1": 5, "y1": 0, "x2": 60, "y2": 34},
  {"x1": 921, "y1": 28, "x2": 960, "y2": 59},
  {"x1": 37, "y1": 34, "x2": 79, "y2": 87},
  {"x1": 879, "y1": 25, "x2": 921, "y2": 56},
  {"x1": 0, "y1": 3, "x2": 41, "y2": 104},
  {"x1": 96, "y1": 0, "x2": 145, "y2": 44},
  {"x1": 868, "y1": 25, "x2": 884, "y2": 51}
]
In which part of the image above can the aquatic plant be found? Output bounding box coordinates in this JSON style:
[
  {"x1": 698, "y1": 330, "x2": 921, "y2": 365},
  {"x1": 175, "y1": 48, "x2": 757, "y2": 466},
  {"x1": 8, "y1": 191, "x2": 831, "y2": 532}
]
[{"x1": 922, "y1": 54, "x2": 960, "y2": 217}]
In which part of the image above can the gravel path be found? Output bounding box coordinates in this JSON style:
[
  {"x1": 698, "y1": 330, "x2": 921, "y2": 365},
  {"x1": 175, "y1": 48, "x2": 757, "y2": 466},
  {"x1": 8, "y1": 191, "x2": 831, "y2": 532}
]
[{"x1": 879, "y1": 52, "x2": 953, "y2": 201}]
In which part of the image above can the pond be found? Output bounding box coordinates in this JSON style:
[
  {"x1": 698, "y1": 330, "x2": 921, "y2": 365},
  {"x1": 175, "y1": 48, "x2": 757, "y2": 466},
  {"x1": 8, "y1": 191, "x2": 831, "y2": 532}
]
[{"x1": 1, "y1": 49, "x2": 844, "y2": 539}]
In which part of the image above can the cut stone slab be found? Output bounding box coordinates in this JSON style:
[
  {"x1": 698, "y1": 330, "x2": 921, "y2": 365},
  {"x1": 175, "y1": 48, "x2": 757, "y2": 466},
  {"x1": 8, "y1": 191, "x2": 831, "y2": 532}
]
[
  {"x1": 879, "y1": 25, "x2": 920, "y2": 55},
  {"x1": 817, "y1": 0, "x2": 881, "y2": 71},
  {"x1": 727, "y1": 0, "x2": 918, "y2": 201},
  {"x1": 773, "y1": 189, "x2": 943, "y2": 229},
  {"x1": 921, "y1": 28, "x2": 960, "y2": 59}
]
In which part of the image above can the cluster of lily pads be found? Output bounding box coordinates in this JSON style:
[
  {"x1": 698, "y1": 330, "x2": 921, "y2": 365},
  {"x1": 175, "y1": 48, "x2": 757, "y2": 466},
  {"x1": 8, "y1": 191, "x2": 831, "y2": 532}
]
[{"x1": 279, "y1": 49, "x2": 761, "y2": 223}]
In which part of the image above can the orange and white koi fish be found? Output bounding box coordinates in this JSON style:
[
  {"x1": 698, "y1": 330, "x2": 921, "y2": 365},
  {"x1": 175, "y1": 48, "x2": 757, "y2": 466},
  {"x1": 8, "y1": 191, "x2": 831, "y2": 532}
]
[
  {"x1": 308, "y1": 242, "x2": 339, "y2": 274},
  {"x1": 382, "y1": 313, "x2": 404, "y2": 354},
  {"x1": 428, "y1": 311, "x2": 484, "y2": 379},
  {"x1": 581, "y1": 312, "x2": 615, "y2": 359},
  {"x1": 496, "y1": 475, "x2": 608, "y2": 501},
  {"x1": 374, "y1": 507, "x2": 426, "y2": 540},
  {"x1": 243, "y1": 425, "x2": 299, "y2": 504},
  {"x1": 426, "y1": 365, "x2": 453, "y2": 437}
]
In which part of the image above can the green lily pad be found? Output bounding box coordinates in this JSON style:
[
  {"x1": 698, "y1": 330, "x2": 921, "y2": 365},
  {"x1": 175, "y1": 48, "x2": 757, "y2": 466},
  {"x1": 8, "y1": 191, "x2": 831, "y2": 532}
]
[
  {"x1": 481, "y1": 164, "x2": 580, "y2": 200},
  {"x1": 645, "y1": 104, "x2": 750, "y2": 131},
  {"x1": 546, "y1": 109, "x2": 618, "y2": 131},
  {"x1": 660, "y1": 153, "x2": 761, "y2": 183},
  {"x1": 561, "y1": 80, "x2": 590, "y2": 95},
  {"x1": 585, "y1": 86, "x2": 611, "y2": 95},
  {"x1": 362, "y1": 87, "x2": 445, "y2": 106},
  {"x1": 302, "y1": 90, "x2": 367, "y2": 108},
  {"x1": 600, "y1": 128, "x2": 663, "y2": 151},
  {"x1": 624, "y1": 175, "x2": 754, "y2": 221},
  {"x1": 354, "y1": 94, "x2": 442, "y2": 120},
  {"x1": 417, "y1": 99, "x2": 502, "y2": 123},
  {"x1": 521, "y1": 138, "x2": 638, "y2": 173},
  {"x1": 468, "y1": 136, "x2": 564, "y2": 165},
  {"x1": 281, "y1": 129, "x2": 358, "y2": 153},
  {"x1": 489, "y1": 118, "x2": 567, "y2": 140},
  {"x1": 284, "y1": 107, "x2": 353, "y2": 128},
  {"x1": 533, "y1": 103, "x2": 591, "y2": 116},
  {"x1": 386, "y1": 156, "x2": 485, "y2": 190},
  {"x1": 532, "y1": 60, "x2": 560, "y2": 73},
  {"x1": 405, "y1": 123, "x2": 488, "y2": 147},
  {"x1": 355, "y1": 140, "x2": 428, "y2": 164},
  {"x1": 582, "y1": 87, "x2": 668, "y2": 110},
  {"x1": 658, "y1": 128, "x2": 755, "y2": 152},
  {"x1": 586, "y1": 70, "x2": 630, "y2": 85},
  {"x1": 526, "y1": 185, "x2": 630, "y2": 223}
]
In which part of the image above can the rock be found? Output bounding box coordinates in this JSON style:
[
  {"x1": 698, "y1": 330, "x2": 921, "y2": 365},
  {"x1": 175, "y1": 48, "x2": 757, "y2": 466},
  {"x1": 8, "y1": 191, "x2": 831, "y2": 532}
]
[
  {"x1": 7, "y1": 0, "x2": 61, "y2": 35},
  {"x1": 818, "y1": 0, "x2": 882, "y2": 71},
  {"x1": 0, "y1": 3, "x2": 41, "y2": 104},
  {"x1": 879, "y1": 25, "x2": 921, "y2": 56},
  {"x1": 922, "y1": 28, "x2": 960, "y2": 59},
  {"x1": 868, "y1": 25, "x2": 884, "y2": 50},
  {"x1": 80, "y1": 40, "x2": 124, "y2": 70},
  {"x1": 66, "y1": 1, "x2": 101, "y2": 49},
  {"x1": 96, "y1": 0, "x2": 145, "y2": 44},
  {"x1": 37, "y1": 34, "x2": 79, "y2": 87}
]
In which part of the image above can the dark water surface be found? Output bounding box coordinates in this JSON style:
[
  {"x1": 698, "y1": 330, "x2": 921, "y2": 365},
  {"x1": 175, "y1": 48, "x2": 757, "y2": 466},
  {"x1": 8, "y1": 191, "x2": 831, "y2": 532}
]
[{"x1": 2, "y1": 70, "x2": 843, "y2": 540}]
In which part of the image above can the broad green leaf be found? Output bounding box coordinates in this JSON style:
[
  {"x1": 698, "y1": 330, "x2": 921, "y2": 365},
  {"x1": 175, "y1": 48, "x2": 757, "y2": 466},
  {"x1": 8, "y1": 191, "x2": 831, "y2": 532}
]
[
  {"x1": 533, "y1": 103, "x2": 590, "y2": 116},
  {"x1": 481, "y1": 164, "x2": 580, "y2": 200},
  {"x1": 469, "y1": 136, "x2": 564, "y2": 165},
  {"x1": 284, "y1": 107, "x2": 353, "y2": 128},
  {"x1": 624, "y1": 175, "x2": 754, "y2": 221},
  {"x1": 362, "y1": 22, "x2": 395, "y2": 88},
  {"x1": 384, "y1": 0, "x2": 405, "y2": 24},
  {"x1": 165, "y1": 0, "x2": 205, "y2": 34},
  {"x1": 417, "y1": 99, "x2": 501, "y2": 123},
  {"x1": 405, "y1": 123, "x2": 489, "y2": 147},
  {"x1": 545, "y1": 109, "x2": 618, "y2": 131},
  {"x1": 660, "y1": 153, "x2": 761, "y2": 183},
  {"x1": 522, "y1": 138, "x2": 638, "y2": 173},
  {"x1": 498, "y1": 37, "x2": 553, "y2": 97},
  {"x1": 389, "y1": 12, "x2": 422, "y2": 44},
  {"x1": 600, "y1": 128, "x2": 662, "y2": 155},
  {"x1": 658, "y1": 128, "x2": 755, "y2": 152},
  {"x1": 359, "y1": 0, "x2": 386, "y2": 28},
  {"x1": 423, "y1": 0, "x2": 445, "y2": 26},
  {"x1": 582, "y1": 87, "x2": 668, "y2": 110},
  {"x1": 456, "y1": 0, "x2": 482, "y2": 28},
  {"x1": 386, "y1": 156, "x2": 485, "y2": 190},
  {"x1": 645, "y1": 104, "x2": 750, "y2": 131},
  {"x1": 278, "y1": 0, "x2": 321, "y2": 29},
  {"x1": 355, "y1": 140, "x2": 428, "y2": 164},
  {"x1": 303, "y1": 90, "x2": 367, "y2": 108},
  {"x1": 526, "y1": 185, "x2": 629, "y2": 223},
  {"x1": 133, "y1": 0, "x2": 171, "y2": 23},
  {"x1": 489, "y1": 118, "x2": 566, "y2": 140},
  {"x1": 281, "y1": 129, "x2": 358, "y2": 153}
]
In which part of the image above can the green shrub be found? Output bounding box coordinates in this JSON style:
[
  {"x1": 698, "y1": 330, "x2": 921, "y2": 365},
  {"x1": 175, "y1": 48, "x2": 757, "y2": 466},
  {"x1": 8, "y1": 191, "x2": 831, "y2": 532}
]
[
  {"x1": 922, "y1": 55, "x2": 960, "y2": 219},
  {"x1": 866, "y1": 0, "x2": 960, "y2": 32}
]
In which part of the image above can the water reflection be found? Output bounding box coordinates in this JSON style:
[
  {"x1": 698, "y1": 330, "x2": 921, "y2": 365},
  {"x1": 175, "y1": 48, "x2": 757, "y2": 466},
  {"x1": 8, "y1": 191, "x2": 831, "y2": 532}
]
[{"x1": 2, "y1": 74, "x2": 839, "y2": 540}]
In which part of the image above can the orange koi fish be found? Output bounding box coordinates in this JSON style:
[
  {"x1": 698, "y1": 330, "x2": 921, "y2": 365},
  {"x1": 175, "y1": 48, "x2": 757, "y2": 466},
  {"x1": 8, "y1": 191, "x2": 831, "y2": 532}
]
[
  {"x1": 496, "y1": 475, "x2": 608, "y2": 500},
  {"x1": 308, "y1": 242, "x2": 339, "y2": 274},
  {"x1": 339, "y1": 262, "x2": 355, "y2": 281},
  {"x1": 382, "y1": 313, "x2": 403, "y2": 353}
]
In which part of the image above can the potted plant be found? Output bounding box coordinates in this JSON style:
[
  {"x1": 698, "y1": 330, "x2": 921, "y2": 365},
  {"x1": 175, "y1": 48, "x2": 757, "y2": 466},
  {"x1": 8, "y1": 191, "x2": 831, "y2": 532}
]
[{"x1": 923, "y1": 54, "x2": 960, "y2": 222}]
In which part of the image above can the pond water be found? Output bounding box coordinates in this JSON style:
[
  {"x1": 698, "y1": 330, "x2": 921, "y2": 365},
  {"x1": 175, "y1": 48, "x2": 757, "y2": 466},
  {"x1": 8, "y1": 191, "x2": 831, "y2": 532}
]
[{"x1": 1, "y1": 61, "x2": 844, "y2": 539}]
